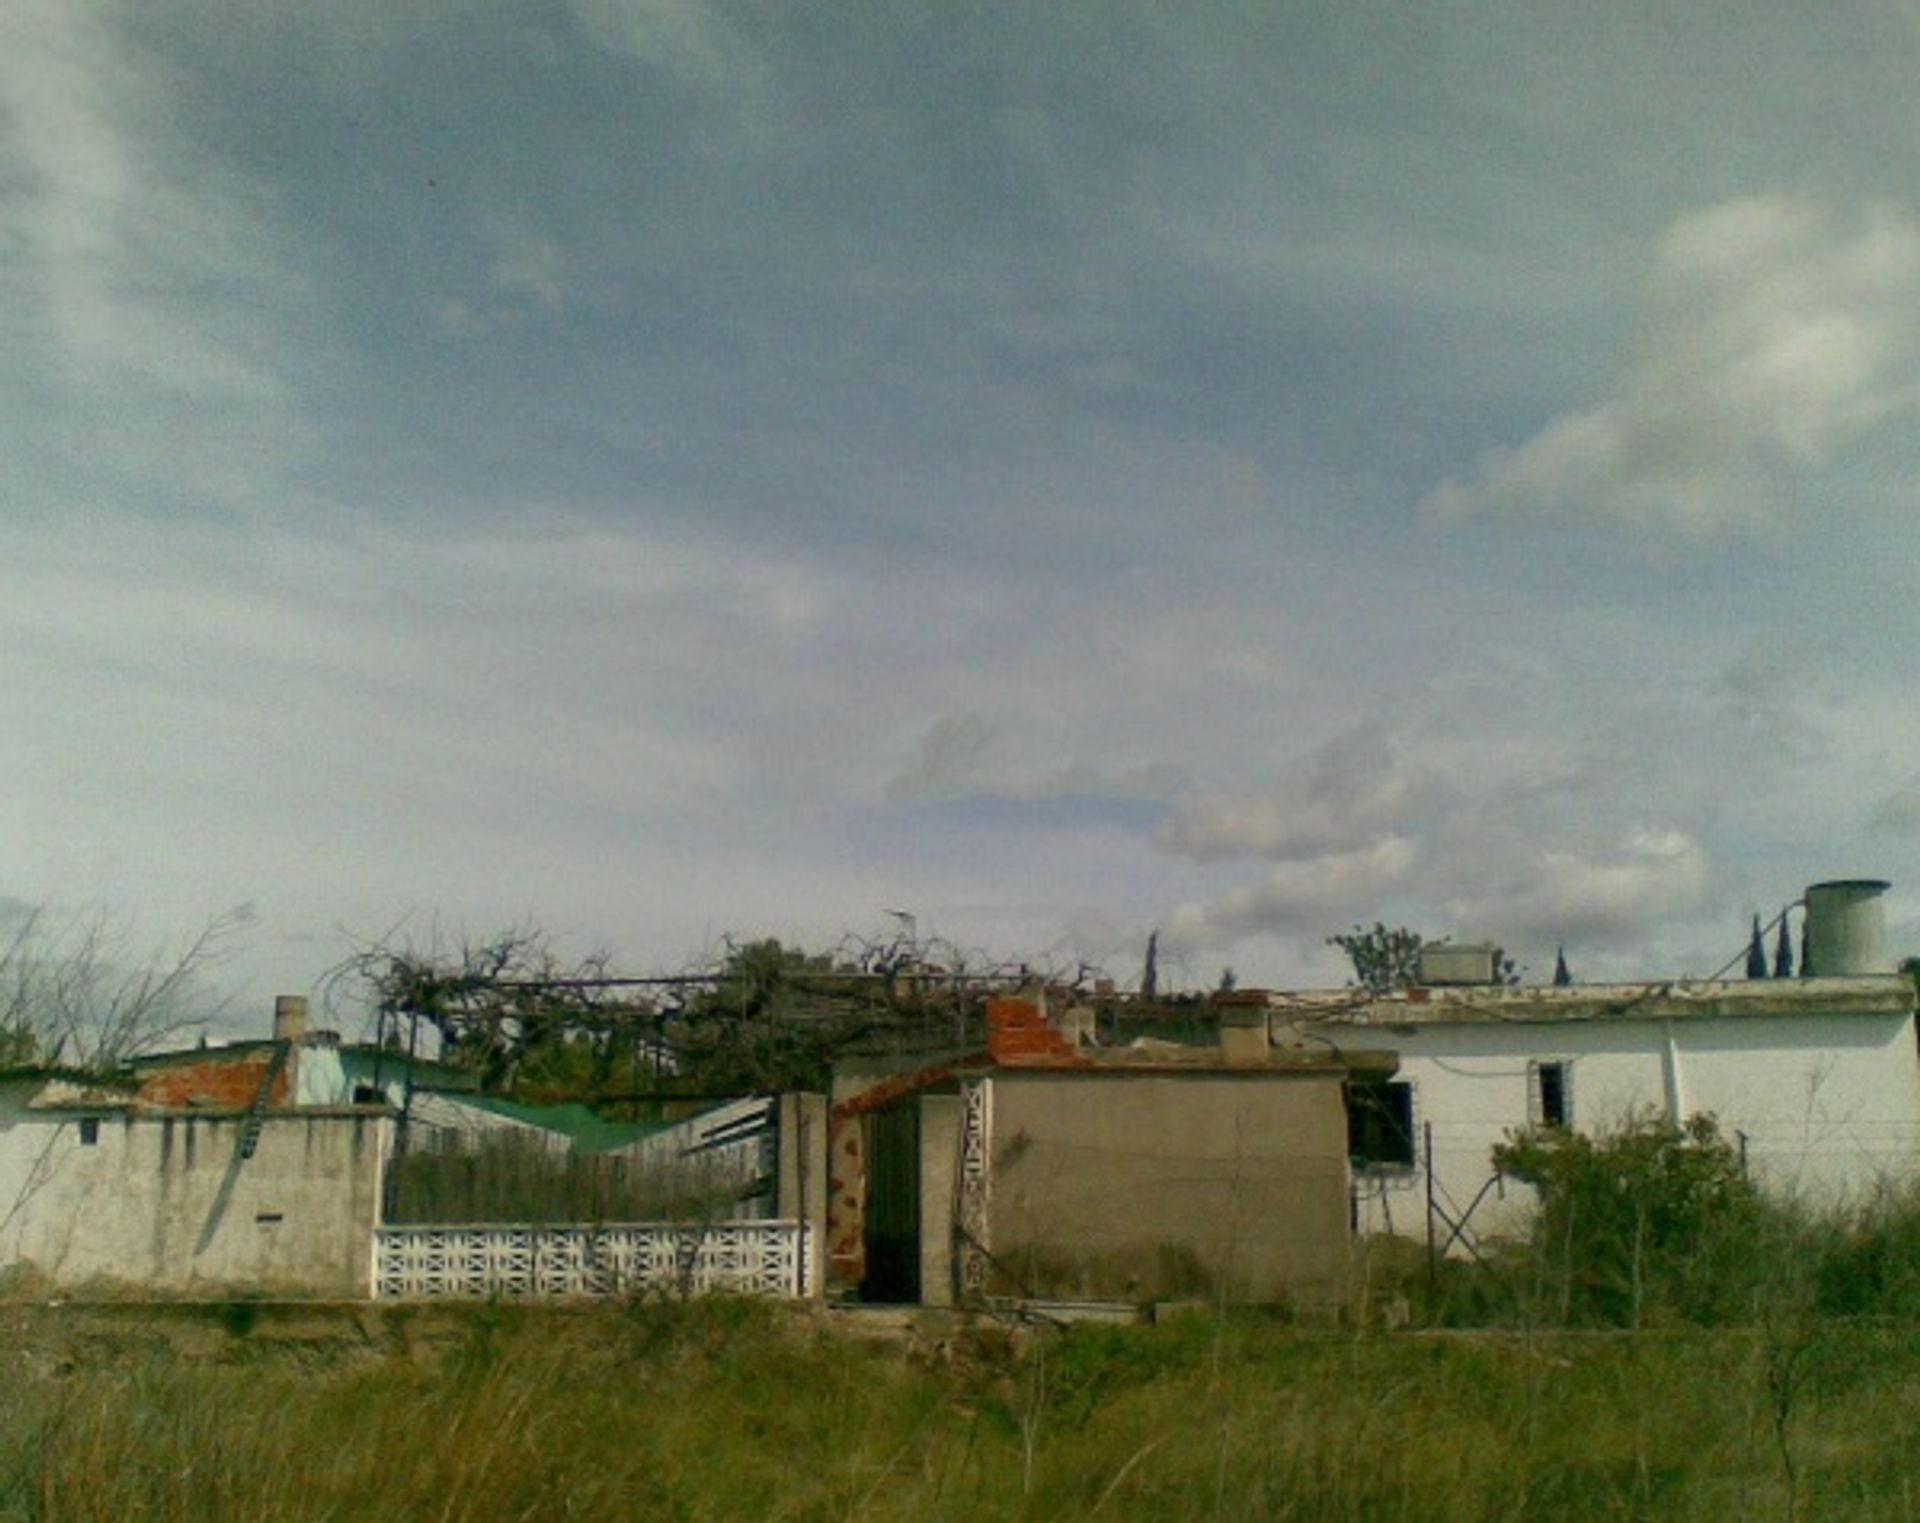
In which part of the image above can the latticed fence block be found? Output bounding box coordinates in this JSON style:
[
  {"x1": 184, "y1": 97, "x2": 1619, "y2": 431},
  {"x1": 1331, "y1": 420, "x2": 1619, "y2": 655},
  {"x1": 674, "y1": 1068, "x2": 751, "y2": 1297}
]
[{"x1": 375, "y1": 1221, "x2": 812, "y2": 1300}]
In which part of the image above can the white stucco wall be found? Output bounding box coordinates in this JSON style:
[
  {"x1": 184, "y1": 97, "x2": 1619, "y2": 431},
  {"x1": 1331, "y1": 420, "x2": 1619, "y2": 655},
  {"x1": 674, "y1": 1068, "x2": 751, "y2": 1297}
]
[
  {"x1": 1309, "y1": 992, "x2": 1920, "y2": 1244},
  {"x1": 0, "y1": 1103, "x2": 391, "y2": 1297}
]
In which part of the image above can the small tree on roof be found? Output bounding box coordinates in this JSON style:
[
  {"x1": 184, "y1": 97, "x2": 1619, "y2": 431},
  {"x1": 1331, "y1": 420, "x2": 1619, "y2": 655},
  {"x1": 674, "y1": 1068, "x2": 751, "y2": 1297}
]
[
  {"x1": 1746, "y1": 915, "x2": 1768, "y2": 980},
  {"x1": 1327, "y1": 923, "x2": 1424, "y2": 995}
]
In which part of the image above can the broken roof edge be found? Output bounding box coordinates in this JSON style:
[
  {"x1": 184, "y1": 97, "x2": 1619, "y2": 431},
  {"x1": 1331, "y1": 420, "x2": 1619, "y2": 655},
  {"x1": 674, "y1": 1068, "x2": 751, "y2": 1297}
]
[
  {"x1": 951, "y1": 1045, "x2": 1398, "y2": 1080},
  {"x1": 1260, "y1": 973, "x2": 1916, "y2": 1025}
]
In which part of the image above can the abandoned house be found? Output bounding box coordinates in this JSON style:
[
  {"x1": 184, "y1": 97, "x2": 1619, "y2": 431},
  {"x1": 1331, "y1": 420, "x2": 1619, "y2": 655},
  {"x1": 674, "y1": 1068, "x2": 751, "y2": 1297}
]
[
  {"x1": 0, "y1": 996, "x2": 826, "y2": 1300},
  {"x1": 828, "y1": 994, "x2": 1396, "y2": 1309},
  {"x1": 1273, "y1": 881, "x2": 1920, "y2": 1247}
]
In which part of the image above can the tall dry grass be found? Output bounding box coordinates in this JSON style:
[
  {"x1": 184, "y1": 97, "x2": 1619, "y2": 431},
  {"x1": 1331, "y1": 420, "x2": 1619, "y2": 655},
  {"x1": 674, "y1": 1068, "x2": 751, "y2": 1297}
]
[{"x1": 3, "y1": 1298, "x2": 1918, "y2": 1522}]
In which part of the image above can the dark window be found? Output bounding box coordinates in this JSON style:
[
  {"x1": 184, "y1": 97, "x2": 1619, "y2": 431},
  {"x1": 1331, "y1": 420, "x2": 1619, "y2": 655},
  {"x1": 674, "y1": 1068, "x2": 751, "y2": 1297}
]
[
  {"x1": 1530, "y1": 1060, "x2": 1571, "y2": 1128},
  {"x1": 77, "y1": 1117, "x2": 100, "y2": 1146},
  {"x1": 1347, "y1": 1080, "x2": 1415, "y2": 1169}
]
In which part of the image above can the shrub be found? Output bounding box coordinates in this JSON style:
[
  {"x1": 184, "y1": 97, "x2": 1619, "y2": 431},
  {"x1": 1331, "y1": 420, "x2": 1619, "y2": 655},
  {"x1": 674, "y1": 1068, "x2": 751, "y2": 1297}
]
[
  {"x1": 1494, "y1": 1111, "x2": 1766, "y2": 1326},
  {"x1": 1813, "y1": 1180, "x2": 1920, "y2": 1318}
]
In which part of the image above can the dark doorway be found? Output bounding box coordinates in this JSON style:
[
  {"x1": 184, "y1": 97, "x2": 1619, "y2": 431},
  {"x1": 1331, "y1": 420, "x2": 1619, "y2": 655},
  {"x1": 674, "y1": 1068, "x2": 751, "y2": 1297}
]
[{"x1": 861, "y1": 1101, "x2": 921, "y2": 1303}]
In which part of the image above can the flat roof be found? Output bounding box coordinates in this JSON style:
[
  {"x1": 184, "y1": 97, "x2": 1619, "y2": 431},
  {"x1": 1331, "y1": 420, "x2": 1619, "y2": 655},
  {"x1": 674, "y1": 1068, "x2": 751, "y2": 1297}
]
[
  {"x1": 978, "y1": 1052, "x2": 1400, "y2": 1079},
  {"x1": 1262, "y1": 974, "x2": 1915, "y2": 1026}
]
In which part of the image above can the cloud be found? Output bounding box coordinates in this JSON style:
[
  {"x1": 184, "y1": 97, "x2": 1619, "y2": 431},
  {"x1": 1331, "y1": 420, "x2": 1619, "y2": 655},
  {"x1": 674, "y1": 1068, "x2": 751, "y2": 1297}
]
[
  {"x1": 1421, "y1": 195, "x2": 1920, "y2": 535},
  {"x1": 1442, "y1": 828, "x2": 1712, "y2": 945},
  {"x1": 886, "y1": 716, "x2": 999, "y2": 805},
  {"x1": 886, "y1": 716, "x2": 1181, "y2": 808},
  {"x1": 1871, "y1": 776, "x2": 1920, "y2": 832},
  {"x1": 567, "y1": 0, "x2": 760, "y2": 86},
  {"x1": 0, "y1": 0, "x2": 317, "y2": 515},
  {"x1": 1, "y1": 4, "x2": 287, "y2": 397},
  {"x1": 1163, "y1": 837, "x2": 1419, "y2": 952},
  {"x1": 1155, "y1": 720, "x2": 1426, "y2": 860},
  {"x1": 1152, "y1": 697, "x2": 1734, "y2": 961}
]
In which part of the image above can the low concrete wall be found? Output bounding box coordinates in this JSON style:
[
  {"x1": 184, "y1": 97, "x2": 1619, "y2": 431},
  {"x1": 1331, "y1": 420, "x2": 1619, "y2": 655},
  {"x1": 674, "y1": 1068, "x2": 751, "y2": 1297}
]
[
  {"x1": 1, "y1": 1110, "x2": 391, "y2": 1298},
  {"x1": 987, "y1": 1071, "x2": 1351, "y2": 1306}
]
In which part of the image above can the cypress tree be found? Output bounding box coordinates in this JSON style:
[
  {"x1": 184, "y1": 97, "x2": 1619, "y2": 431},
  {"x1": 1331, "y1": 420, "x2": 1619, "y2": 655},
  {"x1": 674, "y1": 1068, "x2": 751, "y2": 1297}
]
[
  {"x1": 1746, "y1": 915, "x2": 1768, "y2": 979},
  {"x1": 1775, "y1": 914, "x2": 1795, "y2": 978}
]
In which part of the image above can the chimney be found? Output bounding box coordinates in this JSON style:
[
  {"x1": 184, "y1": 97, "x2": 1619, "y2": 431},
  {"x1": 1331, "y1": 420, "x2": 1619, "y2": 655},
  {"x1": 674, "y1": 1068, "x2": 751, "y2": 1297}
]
[
  {"x1": 272, "y1": 995, "x2": 308, "y2": 1044},
  {"x1": 1215, "y1": 992, "x2": 1270, "y2": 1064}
]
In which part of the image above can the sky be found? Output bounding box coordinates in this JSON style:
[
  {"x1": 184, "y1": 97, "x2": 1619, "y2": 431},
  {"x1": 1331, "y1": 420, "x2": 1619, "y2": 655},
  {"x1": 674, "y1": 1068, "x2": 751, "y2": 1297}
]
[{"x1": 6, "y1": 0, "x2": 1920, "y2": 1024}]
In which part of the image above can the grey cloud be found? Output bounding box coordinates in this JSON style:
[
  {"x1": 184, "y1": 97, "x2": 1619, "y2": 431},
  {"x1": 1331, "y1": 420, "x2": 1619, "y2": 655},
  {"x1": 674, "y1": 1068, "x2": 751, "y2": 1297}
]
[
  {"x1": 1026, "y1": 760, "x2": 1184, "y2": 804},
  {"x1": 887, "y1": 716, "x2": 1180, "y2": 808},
  {"x1": 1710, "y1": 645, "x2": 1830, "y2": 759},
  {"x1": 1162, "y1": 837, "x2": 1420, "y2": 953},
  {"x1": 569, "y1": 0, "x2": 764, "y2": 87},
  {"x1": 11, "y1": 3, "x2": 1920, "y2": 1008},
  {"x1": 1422, "y1": 196, "x2": 1920, "y2": 536},
  {"x1": 1155, "y1": 720, "x2": 1427, "y2": 861},
  {"x1": 1, "y1": 3, "x2": 314, "y2": 437},
  {"x1": 885, "y1": 716, "x2": 999, "y2": 805},
  {"x1": 1871, "y1": 776, "x2": 1920, "y2": 832},
  {"x1": 1440, "y1": 828, "x2": 1712, "y2": 946},
  {"x1": 1153, "y1": 699, "x2": 1734, "y2": 962}
]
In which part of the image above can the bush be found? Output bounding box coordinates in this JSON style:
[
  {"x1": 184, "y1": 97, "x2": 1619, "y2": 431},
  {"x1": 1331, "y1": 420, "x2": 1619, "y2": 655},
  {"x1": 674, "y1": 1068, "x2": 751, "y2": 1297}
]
[
  {"x1": 1813, "y1": 1180, "x2": 1920, "y2": 1318},
  {"x1": 1494, "y1": 1111, "x2": 1767, "y2": 1326}
]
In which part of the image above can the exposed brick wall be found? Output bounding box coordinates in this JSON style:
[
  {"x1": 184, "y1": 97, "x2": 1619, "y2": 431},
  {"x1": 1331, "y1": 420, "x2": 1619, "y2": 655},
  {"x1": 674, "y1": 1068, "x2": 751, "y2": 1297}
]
[
  {"x1": 985, "y1": 996, "x2": 1087, "y2": 1067},
  {"x1": 134, "y1": 1050, "x2": 288, "y2": 1110}
]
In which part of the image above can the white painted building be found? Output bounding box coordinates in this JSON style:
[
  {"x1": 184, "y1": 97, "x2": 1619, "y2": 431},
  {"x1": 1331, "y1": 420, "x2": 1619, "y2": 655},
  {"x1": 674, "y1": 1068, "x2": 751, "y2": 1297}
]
[
  {"x1": 0, "y1": 1076, "x2": 393, "y2": 1297},
  {"x1": 1267, "y1": 975, "x2": 1920, "y2": 1244}
]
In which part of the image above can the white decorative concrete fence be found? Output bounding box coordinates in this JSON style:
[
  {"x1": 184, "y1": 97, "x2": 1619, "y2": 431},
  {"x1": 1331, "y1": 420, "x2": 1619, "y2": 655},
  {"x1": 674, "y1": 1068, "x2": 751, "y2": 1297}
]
[{"x1": 375, "y1": 1221, "x2": 814, "y2": 1300}]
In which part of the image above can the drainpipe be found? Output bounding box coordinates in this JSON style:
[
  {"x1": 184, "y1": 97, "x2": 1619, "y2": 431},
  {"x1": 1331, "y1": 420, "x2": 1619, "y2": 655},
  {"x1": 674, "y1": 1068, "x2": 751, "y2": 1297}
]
[{"x1": 1660, "y1": 1019, "x2": 1686, "y2": 1125}]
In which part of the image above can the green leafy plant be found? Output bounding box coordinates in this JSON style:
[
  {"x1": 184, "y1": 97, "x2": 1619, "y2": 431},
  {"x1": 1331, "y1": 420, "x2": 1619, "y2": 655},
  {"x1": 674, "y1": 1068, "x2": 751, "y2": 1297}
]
[{"x1": 1494, "y1": 1110, "x2": 1766, "y2": 1326}]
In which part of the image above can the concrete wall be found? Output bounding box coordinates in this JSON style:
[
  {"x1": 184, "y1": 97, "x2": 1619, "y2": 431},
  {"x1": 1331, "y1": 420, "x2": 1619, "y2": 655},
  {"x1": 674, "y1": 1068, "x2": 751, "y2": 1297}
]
[
  {"x1": 776, "y1": 1092, "x2": 829, "y2": 1297},
  {"x1": 917, "y1": 1094, "x2": 961, "y2": 1306},
  {"x1": 986, "y1": 1071, "x2": 1351, "y2": 1305},
  {"x1": 1322, "y1": 1008, "x2": 1920, "y2": 1242},
  {"x1": 0, "y1": 1106, "x2": 391, "y2": 1297}
]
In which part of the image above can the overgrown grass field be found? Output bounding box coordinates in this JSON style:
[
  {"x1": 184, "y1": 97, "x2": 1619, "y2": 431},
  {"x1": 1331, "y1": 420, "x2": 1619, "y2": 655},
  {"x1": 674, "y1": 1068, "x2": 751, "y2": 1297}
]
[
  {"x1": 7, "y1": 1122, "x2": 1918, "y2": 1521},
  {"x1": 2, "y1": 1298, "x2": 1916, "y2": 1522}
]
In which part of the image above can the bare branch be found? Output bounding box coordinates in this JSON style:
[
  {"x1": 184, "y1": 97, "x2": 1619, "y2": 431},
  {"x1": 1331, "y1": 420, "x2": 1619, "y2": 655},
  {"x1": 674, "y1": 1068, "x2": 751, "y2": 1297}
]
[{"x1": 0, "y1": 904, "x2": 247, "y2": 1072}]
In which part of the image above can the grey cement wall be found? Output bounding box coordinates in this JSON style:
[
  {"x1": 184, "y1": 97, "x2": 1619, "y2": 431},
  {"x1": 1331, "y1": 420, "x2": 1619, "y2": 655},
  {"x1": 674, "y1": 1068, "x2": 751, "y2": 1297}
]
[
  {"x1": 2, "y1": 1110, "x2": 391, "y2": 1298},
  {"x1": 776, "y1": 1092, "x2": 830, "y2": 1297},
  {"x1": 917, "y1": 1095, "x2": 961, "y2": 1307},
  {"x1": 987, "y1": 1071, "x2": 1351, "y2": 1305}
]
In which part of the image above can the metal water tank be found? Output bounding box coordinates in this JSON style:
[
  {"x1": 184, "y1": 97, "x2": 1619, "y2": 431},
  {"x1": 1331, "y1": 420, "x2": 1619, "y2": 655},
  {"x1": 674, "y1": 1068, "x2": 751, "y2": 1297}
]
[{"x1": 1802, "y1": 879, "x2": 1892, "y2": 976}]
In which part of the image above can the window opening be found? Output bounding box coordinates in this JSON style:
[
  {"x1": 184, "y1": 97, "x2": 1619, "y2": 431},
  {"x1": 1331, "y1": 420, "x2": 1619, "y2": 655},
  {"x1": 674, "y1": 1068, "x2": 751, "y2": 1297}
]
[
  {"x1": 1347, "y1": 1080, "x2": 1416, "y2": 1169},
  {"x1": 1529, "y1": 1060, "x2": 1571, "y2": 1128},
  {"x1": 77, "y1": 1117, "x2": 100, "y2": 1146}
]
